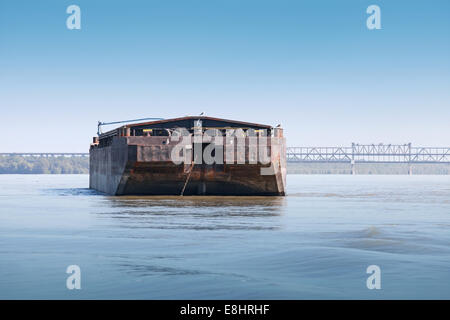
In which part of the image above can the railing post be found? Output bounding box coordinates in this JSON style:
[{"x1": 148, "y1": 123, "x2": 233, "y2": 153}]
[
  {"x1": 408, "y1": 143, "x2": 412, "y2": 175},
  {"x1": 351, "y1": 143, "x2": 356, "y2": 175}
]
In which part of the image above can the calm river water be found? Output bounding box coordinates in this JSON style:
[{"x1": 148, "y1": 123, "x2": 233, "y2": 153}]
[{"x1": 0, "y1": 174, "x2": 449, "y2": 299}]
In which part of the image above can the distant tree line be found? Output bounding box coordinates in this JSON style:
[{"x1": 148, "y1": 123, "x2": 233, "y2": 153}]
[
  {"x1": 1, "y1": 156, "x2": 449, "y2": 174},
  {"x1": 287, "y1": 162, "x2": 450, "y2": 175},
  {"x1": 0, "y1": 156, "x2": 89, "y2": 174}
]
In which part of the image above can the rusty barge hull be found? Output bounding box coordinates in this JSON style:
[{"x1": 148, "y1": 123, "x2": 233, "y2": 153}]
[{"x1": 89, "y1": 117, "x2": 286, "y2": 196}]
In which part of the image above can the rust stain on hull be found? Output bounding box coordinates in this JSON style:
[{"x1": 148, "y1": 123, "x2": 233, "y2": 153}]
[{"x1": 89, "y1": 117, "x2": 286, "y2": 196}]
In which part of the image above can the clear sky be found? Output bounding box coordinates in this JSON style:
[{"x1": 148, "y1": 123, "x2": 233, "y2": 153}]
[{"x1": 1, "y1": 0, "x2": 449, "y2": 152}]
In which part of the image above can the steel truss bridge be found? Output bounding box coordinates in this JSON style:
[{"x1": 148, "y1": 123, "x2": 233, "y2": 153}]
[
  {"x1": 0, "y1": 153, "x2": 89, "y2": 157},
  {"x1": 2, "y1": 144, "x2": 450, "y2": 174},
  {"x1": 287, "y1": 144, "x2": 450, "y2": 174},
  {"x1": 286, "y1": 144, "x2": 450, "y2": 163},
  {"x1": 2, "y1": 144, "x2": 450, "y2": 163}
]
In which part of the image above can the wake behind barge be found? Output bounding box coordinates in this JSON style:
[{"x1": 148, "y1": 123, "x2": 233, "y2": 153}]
[{"x1": 89, "y1": 116, "x2": 286, "y2": 196}]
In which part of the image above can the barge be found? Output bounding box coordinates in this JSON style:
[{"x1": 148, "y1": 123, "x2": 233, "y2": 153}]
[{"x1": 89, "y1": 116, "x2": 286, "y2": 196}]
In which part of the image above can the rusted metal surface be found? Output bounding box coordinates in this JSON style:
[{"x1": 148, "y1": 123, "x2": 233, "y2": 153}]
[{"x1": 90, "y1": 117, "x2": 286, "y2": 196}]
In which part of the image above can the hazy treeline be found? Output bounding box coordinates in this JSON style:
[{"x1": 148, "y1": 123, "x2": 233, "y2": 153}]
[
  {"x1": 287, "y1": 162, "x2": 450, "y2": 175},
  {"x1": 1, "y1": 156, "x2": 449, "y2": 174},
  {"x1": 0, "y1": 156, "x2": 89, "y2": 174}
]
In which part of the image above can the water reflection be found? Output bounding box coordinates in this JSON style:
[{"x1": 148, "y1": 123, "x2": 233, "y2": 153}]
[
  {"x1": 91, "y1": 196, "x2": 288, "y2": 282},
  {"x1": 43, "y1": 187, "x2": 101, "y2": 196},
  {"x1": 93, "y1": 196, "x2": 287, "y2": 231},
  {"x1": 106, "y1": 195, "x2": 286, "y2": 208}
]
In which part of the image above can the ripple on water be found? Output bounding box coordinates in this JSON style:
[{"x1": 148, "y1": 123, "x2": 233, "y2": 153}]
[{"x1": 322, "y1": 226, "x2": 448, "y2": 255}]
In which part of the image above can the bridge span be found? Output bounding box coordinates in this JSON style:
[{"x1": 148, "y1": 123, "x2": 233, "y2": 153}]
[
  {"x1": 0, "y1": 153, "x2": 89, "y2": 157},
  {"x1": 287, "y1": 143, "x2": 450, "y2": 174},
  {"x1": 2, "y1": 144, "x2": 450, "y2": 175}
]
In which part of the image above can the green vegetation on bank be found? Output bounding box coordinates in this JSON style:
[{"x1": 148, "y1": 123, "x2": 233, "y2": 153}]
[
  {"x1": 0, "y1": 156, "x2": 89, "y2": 174},
  {"x1": 0, "y1": 156, "x2": 449, "y2": 174}
]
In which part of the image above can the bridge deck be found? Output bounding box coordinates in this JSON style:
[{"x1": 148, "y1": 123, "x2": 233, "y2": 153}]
[
  {"x1": 1, "y1": 144, "x2": 450, "y2": 163},
  {"x1": 287, "y1": 144, "x2": 450, "y2": 163}
]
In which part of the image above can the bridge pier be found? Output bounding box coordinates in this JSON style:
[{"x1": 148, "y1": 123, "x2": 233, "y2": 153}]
[
  {"x1": 408, "y1": 163, "x2": 413, "y2": 175},
  {"x1": 351, "y1": 160, "x2": 356, "y2": 175}
]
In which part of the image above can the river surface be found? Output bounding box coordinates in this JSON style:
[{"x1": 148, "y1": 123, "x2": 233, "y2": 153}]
[{"x1": 0, "y1": 174, "x2": 449, "y2": 299}]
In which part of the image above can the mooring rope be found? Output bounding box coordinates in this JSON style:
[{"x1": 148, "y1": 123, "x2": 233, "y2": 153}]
[{"x1": 180, "y1": 161, "x2": 195, "y2": 196}]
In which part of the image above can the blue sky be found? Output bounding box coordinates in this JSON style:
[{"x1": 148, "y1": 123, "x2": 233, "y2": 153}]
[{"x1": 1, "y1": 0, "x2": 449, "y2": 152}]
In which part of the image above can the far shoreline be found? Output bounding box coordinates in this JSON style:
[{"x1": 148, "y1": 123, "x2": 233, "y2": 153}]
[{"x1": 1, "y1": 155, "x2": 449, "y2": 175}]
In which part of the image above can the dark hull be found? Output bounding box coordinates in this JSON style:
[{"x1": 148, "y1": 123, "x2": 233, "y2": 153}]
[{"x1": 89, "y1": 136, "x2": 286, "y2": 196}]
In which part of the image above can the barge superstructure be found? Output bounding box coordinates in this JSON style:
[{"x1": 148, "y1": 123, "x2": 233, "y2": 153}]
[{"x1": 89, "y1": 116, "x2": 286, "y2": 196}]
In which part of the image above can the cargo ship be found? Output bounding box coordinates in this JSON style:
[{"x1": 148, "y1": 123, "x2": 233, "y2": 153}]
[{"x1": 89, "y1": 116, "x2": 286, "y2": 196}]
